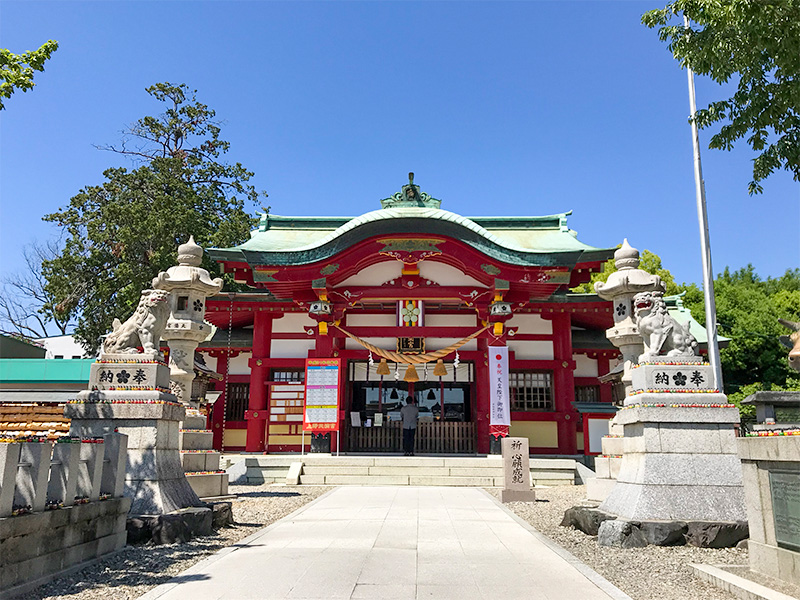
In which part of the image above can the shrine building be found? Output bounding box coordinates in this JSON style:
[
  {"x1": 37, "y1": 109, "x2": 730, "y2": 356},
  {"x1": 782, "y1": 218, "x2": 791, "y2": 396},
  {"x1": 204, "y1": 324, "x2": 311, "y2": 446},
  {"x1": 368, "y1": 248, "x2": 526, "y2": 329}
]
[{"x1": 199, "y1": 175, "x2": 623, "y2": 456}]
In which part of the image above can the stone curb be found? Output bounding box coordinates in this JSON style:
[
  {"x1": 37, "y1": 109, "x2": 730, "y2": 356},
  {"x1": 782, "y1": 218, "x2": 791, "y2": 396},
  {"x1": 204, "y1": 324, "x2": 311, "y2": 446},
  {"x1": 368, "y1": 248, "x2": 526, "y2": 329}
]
[
  {"x1": 478, "y1": 489, "x2": 634, "y2": 600},
  {"x1": 690, "y1": 563, "x2": 799, "y2": 600},
  {"x1": 136, "y1": 488, "x2": 338, "y2": 600}
]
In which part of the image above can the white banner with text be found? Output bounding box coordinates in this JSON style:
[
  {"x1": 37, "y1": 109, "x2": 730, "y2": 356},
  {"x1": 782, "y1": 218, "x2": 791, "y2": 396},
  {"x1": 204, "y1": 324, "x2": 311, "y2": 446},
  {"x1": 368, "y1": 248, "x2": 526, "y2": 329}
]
[{"x1": 489, "y1": 346, "x2": 510, "y2": 426}]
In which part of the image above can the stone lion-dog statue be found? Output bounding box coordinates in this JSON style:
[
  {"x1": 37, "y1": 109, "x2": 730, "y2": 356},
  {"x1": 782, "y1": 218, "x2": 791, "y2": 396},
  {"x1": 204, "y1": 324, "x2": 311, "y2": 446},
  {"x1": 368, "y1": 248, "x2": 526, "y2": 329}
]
[
  {"x1": 102, "y1": 289, "x2": 170, "y2": 355},
  {"x1": 633, "y1": 290, "x2": 698, "y2": 362}
]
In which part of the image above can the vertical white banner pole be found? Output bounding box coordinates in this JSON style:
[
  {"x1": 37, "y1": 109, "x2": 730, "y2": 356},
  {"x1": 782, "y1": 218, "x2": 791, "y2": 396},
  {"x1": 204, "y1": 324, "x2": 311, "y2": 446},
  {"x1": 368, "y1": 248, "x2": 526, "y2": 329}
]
[{"x1": 684, "y1": 14, "x2": 723, "y2": 390}]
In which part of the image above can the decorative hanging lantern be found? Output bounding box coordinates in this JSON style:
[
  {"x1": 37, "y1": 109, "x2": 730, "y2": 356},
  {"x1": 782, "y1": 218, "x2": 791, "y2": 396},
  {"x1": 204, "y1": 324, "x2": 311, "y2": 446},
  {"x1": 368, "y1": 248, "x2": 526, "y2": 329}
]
[
  {"x1": 403, "y1": 364, "x2": 420, "y2": 382},
  {"x1": 376, "y1": 358, "x2": 391, "y2": 376},
  {"x1": 390, "y1": 387, "x2": 399, "y2": 400},
  {"x1": 433, "y1": 359, "x2": 447, "y2": 377}
]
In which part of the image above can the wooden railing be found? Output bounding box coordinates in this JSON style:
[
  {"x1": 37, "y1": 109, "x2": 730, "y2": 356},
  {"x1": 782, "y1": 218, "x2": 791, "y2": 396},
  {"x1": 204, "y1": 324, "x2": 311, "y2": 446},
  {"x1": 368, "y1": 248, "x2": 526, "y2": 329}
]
[{"x1": 348, "y1": 421, "x2": 476, "y2": 454}]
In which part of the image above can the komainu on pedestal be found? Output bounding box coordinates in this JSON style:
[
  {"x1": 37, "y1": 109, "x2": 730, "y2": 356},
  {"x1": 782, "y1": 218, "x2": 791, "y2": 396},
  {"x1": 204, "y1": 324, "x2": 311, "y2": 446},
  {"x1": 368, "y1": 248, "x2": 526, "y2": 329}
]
[
  {"x1": 66, "y1": 287, "x2": 204, "y2": 516},
  {"x1": 565, "y1": 274, "x2": 748, "y2": 548}
]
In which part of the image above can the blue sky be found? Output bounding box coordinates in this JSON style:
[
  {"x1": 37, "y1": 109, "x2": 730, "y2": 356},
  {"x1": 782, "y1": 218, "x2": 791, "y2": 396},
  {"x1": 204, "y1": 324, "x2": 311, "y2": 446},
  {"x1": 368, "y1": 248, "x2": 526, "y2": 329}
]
[{"x1": 1, "y1": 0, "x2": 798, "y2": 291}]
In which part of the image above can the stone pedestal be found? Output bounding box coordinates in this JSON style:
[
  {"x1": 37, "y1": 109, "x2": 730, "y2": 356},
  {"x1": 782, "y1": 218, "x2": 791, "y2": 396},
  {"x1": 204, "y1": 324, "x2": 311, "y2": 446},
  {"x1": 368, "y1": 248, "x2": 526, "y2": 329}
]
[
  {"x1": 67, "y1": 356, "x2": 203, "y2": 515},
  {"x1": 738, "y1": 436, "x2": 800, "y2": 586},
  {"x1": 599, "y1": 396, "x2": 746, "y2": 522},
  {"x1": 179, "y1": 411, "x2": 228, "y2": 499},
  {"x1": 587, "y1": 429, "x2": 624, "y2": 502}
]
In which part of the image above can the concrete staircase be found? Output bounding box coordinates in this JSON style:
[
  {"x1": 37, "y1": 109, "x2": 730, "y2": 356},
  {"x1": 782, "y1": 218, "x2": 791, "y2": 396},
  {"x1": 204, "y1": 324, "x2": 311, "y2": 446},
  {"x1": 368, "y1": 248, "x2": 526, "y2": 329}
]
[
  {"x1": 226, "y1": 454, "x2": 577, "y2": 487},
  {"x1": 586, "y1": 421, "x2": 624, "y2": 502},
  {"x1": 180, "y1": 412, "x2": 229, "y2": 499}
]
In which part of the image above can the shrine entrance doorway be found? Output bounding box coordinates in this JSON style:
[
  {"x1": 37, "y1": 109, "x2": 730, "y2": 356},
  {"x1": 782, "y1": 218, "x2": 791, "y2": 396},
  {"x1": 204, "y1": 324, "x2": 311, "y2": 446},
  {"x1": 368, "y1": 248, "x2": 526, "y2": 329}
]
[{"x1": 346, "y1": 361, "x2": 476, "y2": 453}]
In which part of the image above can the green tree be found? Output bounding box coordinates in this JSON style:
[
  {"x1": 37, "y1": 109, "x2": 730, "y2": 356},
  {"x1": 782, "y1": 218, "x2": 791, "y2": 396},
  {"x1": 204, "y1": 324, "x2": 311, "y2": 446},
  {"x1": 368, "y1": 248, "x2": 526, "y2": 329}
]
[
  {"x1": 43, "y1": 83, "x2": 260, "y2": 351},
  {"x1": 642, "y1": 2, "x2": 800, "y2": 194},
  {"x1": 571, "y1": 247, "x2": 680, "y2": 295},
  {"x1": 0, "y1": 40, "x2": 58, "y2": 110},
  {"x1": 682, "y1": 266, "x2": 800, "y2": 394}
]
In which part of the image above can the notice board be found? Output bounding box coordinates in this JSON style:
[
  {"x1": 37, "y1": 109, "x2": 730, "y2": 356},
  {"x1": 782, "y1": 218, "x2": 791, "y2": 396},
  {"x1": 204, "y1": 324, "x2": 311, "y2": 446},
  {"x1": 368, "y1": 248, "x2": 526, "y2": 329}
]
[{"x1": 303, "y1": 358, "x2": 342, "y2": 432}]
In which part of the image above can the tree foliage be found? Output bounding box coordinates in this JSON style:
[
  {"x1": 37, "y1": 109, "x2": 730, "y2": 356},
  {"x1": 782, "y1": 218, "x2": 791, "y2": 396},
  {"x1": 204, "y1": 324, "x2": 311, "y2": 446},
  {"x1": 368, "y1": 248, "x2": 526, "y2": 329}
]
[
  {"x1": 642, "y1": 1, "x2": 800, "y2": 194},
  {"x1": 0, "y1": 40, "x2": 58, "y2": 110},
  {"x1": 682, "y1": 266, "x2": 800, "y2": 393},
  {"x1": 43, "y1": 83, "x2": 260, "y2": 351}
]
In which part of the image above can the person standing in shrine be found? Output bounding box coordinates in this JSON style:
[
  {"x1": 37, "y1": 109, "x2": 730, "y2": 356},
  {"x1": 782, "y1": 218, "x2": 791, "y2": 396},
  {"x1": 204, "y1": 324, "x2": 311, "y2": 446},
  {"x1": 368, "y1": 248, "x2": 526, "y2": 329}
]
[{"x1": 400, "y1": 396, "x2": 419, "y2": 456}]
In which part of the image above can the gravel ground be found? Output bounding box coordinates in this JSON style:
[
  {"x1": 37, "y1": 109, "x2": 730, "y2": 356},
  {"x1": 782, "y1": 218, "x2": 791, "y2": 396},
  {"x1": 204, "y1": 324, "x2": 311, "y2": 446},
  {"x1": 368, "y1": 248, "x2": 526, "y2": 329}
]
[
  {"x1": 492, "y1": 485, "x2": 748, "y2": 600},
  {"x1": 16, "y1": 485, "x2": 329, "y2": 600}
]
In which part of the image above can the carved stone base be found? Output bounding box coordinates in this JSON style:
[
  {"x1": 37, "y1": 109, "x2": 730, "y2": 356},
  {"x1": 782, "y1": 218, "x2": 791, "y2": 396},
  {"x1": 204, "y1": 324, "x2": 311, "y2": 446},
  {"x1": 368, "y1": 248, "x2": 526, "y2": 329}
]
[
  {"x1": 67, "y1": 389, "x2": 203, "y2": 515},
  {"x1": 599, "y1": 394, "x2": 746, "y2": 523}
]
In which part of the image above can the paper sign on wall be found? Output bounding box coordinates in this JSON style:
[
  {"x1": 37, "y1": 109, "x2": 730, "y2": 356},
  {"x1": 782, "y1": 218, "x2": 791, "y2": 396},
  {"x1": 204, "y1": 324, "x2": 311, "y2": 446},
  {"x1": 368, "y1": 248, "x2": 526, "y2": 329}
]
[
  {"x1": 489, "y1": 346, "x2": 510, "y2": 426},
  {"x1": 303, "y1": 358, "x2": 342, "y2": 432}
]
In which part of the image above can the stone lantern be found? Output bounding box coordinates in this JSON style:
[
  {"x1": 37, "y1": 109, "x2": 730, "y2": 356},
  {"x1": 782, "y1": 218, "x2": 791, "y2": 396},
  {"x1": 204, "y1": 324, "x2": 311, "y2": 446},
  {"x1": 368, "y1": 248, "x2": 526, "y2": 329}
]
[
  {"x1": 594, "y1": 240, "x2": 664, "y2": 397},
  {"x1": 153, "y1": 236, "x2": 223, "y2": 406}
]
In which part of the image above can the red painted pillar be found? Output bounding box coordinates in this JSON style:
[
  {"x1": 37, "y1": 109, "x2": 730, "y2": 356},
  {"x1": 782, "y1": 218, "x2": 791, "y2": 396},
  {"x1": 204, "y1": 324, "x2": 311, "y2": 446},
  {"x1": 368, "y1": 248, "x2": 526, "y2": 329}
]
[
  {"x1": 314, "y1": 324, "x2": 335, "y2": 358},
  {"x1": 597, "y1": 355, "x2": 613, "y2": 403},
  {"x1": 550, "y1": 312, "x2": 578, "y2": 455},
  {"x1": 476, "y1": 337, "x2": 490, "y2": 454},
  {"x1": 246, "y1": 311, "x2": 272, "y2": 452},
  {"x1": 583, "y1": 416, "x2": 591, "y2": 455},
  {"x1": 211, "y1": 353, "x2": 228, "y2": 450}
]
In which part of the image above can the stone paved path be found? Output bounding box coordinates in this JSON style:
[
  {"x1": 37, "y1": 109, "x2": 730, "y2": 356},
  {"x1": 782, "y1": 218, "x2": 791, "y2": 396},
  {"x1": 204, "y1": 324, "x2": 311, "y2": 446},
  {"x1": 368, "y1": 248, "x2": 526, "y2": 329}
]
[{"x1": 140, "y1": 487, "x2": 631, "y2": 600}]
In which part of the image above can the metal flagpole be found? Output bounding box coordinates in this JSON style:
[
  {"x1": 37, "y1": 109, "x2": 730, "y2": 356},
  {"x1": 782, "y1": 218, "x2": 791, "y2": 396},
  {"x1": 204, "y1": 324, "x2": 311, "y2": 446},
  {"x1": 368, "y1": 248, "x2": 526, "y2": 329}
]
[{"x1": 684, "y1": 14, "x2": 723, "y2": 390}]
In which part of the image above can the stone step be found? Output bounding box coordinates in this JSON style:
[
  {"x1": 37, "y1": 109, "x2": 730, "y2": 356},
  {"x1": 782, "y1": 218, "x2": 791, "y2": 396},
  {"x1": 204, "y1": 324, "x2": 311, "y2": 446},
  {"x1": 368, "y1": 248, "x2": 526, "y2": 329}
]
[
  {"x1": 586, "y1": 476, "x2": 617, "y2": 502},
  {"x1": 180, "y1": 430, "x2": 214, "y2": 451},
  {"x1": 601, "y1": 436, "x2": 624, "y2": 456},
  {"x1": 185, "y1": 472, "x2": 229, "y2": 499},
  {"x1": 594, "y1": 456, "x2": 622, "y2": 479},
  {"x1": 228, "y1": 455, "x2": 578, "y2": 487},
  {"x1": 181, "y1": 450, "x2": 221, "y2": 472},
  {"x1": 301, "y1": 465, "x2": 502, "y2": 477},
  {"x1": 297, "y1": 473, "x2": 503, "y2": 487},
  {"x1": 182, "y1": 414, "x2": 208, "y2": 430}
]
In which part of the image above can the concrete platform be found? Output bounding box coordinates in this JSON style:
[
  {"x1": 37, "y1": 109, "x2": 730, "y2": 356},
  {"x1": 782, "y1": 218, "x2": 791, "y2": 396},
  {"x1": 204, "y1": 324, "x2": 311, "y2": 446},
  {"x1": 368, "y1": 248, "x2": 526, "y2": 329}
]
[{"x1": 139, "y1": 487, "x2": 631, "y2": 600}]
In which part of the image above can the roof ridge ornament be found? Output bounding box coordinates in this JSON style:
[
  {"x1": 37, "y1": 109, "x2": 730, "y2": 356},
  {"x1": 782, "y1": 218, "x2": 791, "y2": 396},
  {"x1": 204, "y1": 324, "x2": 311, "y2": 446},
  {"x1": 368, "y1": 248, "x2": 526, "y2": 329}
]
[{"x1": 380, "y1": 172, "x2": 442, "y2": 209}]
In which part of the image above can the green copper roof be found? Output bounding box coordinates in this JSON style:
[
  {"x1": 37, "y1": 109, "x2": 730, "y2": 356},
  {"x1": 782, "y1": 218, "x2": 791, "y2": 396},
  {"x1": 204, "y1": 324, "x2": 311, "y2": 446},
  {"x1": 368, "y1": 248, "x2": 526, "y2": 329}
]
[
  {"x1": 210, "y1": 179, "x2": 612, "y2": 268},
  {"x1": 0, "y1": 359, "x2": 95, "y2": 383}
]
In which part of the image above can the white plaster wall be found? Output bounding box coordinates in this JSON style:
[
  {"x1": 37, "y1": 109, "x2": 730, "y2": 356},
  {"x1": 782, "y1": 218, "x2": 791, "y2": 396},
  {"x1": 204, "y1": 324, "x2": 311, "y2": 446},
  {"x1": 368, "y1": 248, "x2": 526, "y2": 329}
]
[
  {"x1": 346, "y1": 314, "x2": 397, "y2": 327},
  {"x1": 335, "y1": 262, "x2": 402, "y2": 287},
  {"x1": 573, "y1": 354, "x2": 599, "y2": 377},
  {"x1": 425, "y1": 314, "x2": 477, "y2": 327},
  {"x1": 270, "y1": 339, "x2": 315, "y2": 358},
  {"x1": 344, "y1": 337, "x2": 397, "y2": 351},
  {"x1": 505, "y1": 314, "x2": 552, "y2": 335},
  {"x1": 418, "y1": 261, "x2": 487, "y2": 288},
  {"x1": 35, "y1": 335, "x2": 89, "y2": 359},
  {"x1": 588, "y1": 418, "x2": 610, "y2": 454},
  {"x1": 272, "y1": 313, "x2": 316, "y2": 333},
  {"x1": 350, "y1": 361, "x2": 472, "y2": 383},
  {"x1": 507, "y1": 340, "x2": 554, "y2": 360},
  {"x1": 228, "y1": 352, "x2": 252, "y2": 375}
]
